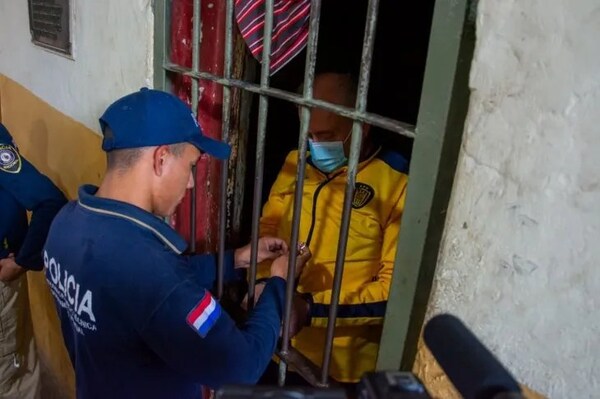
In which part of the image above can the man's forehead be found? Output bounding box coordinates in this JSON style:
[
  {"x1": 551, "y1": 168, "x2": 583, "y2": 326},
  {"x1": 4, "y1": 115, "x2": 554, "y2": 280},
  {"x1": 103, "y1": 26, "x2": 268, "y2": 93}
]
[
  {"x1": 312, "y1": 73, "x2": 354, "y2": 105},
  {"x1": 308, "y1": 107, "x2": 343, "y2": 129},
  {"x1": 313, "y1": 85, "x2": 348, "y2": 106}
]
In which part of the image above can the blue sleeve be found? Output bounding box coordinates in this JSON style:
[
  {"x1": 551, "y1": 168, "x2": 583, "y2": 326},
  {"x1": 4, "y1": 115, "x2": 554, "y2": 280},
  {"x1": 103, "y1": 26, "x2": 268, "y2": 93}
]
[
  {"x1": 140, "y1": 276, "x2": 286, "y2": 388},
  {"x1": 185, "y1": 250, "x2": 245, "y2": 288},
  {"x1": 0, "y1": 147, "x2": 67, "y2": 270},
  {"x1": 0, "y1": 191, "x2": 27, "y2": 260}
]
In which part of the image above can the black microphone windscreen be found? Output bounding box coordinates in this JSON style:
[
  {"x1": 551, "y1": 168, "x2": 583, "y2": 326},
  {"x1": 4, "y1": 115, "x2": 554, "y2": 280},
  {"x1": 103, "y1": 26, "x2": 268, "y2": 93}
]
[{"x1": 423, "y1": 314, "x2": 522, "y2": 399}]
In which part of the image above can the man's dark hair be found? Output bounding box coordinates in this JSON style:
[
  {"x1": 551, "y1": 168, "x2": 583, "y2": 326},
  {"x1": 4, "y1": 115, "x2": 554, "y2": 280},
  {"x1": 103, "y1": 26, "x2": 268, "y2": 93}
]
[
  {"x1": 103, "y1": 127, "x2": 187, "y2": 172},
  {"x1": 106, "y1": 148, "x2": 145, "y2": 172},
  {"x1": 298, "y1": 72, "x2": 358, "y2": 108}
]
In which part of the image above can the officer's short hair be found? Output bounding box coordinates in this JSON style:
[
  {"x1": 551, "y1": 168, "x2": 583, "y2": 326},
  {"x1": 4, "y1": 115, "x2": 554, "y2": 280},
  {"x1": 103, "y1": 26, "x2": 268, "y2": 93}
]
[{"x1": 104, "y1": 127, "x2": 187, "y2": 172}]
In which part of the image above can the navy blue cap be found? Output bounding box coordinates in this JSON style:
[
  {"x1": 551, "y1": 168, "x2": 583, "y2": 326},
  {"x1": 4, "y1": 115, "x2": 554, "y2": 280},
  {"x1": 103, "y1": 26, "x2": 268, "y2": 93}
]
[{"x1": 99, "y1": 88, "x2": 231, "y2": 160}]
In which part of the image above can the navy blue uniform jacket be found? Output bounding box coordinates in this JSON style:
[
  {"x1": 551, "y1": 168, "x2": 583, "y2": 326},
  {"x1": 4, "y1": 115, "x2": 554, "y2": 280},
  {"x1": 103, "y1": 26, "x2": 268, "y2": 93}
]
[
  {"x1": 43, "y1": 185, "x2": 286, "y2": 399},
  {"x1": 0, "y1": 124, "x2": 66, "y2": 268}
]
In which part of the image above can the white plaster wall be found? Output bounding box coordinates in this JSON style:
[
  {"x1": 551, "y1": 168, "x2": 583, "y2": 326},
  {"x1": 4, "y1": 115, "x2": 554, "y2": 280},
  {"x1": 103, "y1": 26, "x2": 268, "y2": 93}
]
[
  {"x1": 0, "y1": 0, "x2": 154, "y2": 131},
  {"x1": 428, "y1": 0, "x2": 600, "y2": 397}
]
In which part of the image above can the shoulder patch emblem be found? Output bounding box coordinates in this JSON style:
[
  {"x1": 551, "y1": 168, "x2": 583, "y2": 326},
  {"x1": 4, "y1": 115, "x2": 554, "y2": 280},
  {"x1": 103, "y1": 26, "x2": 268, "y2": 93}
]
[
  {"x1": 352, "y1": 182, "x2": 375, "y2": 209},
  {"x1": 0, "y1": 144, "x2": 21, "y2": 173},
  {"x1": 186, "y1": 290, "x2": 221, "y2": 338}
]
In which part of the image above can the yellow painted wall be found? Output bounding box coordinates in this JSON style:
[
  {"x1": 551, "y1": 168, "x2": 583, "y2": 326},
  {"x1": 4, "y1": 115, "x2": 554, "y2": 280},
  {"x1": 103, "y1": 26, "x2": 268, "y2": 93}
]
[{"x1": 0, "y1": 74, "x2": 105, "y2": 398}]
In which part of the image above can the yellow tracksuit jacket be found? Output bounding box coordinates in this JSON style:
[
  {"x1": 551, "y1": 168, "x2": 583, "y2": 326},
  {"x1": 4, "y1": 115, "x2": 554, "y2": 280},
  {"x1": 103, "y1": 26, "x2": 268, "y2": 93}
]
[{"x1": 257, "y1": 147, "x2": 409, "y2": 383}]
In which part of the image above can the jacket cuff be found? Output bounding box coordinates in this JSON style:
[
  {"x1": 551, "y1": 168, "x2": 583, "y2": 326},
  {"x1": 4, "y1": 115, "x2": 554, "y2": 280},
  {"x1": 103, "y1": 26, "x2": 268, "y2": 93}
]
[
  {"x1": 223, "y1": 249, "x2": 246, "y2": 283},
  {"x1": 15, "y1": 252, "x2": 43, "y2": 271}
]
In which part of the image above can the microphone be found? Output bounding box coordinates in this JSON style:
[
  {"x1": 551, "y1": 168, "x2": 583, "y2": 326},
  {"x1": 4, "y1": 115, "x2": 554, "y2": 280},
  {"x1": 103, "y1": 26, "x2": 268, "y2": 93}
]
[{"x1": 423, "y1": 314, "x2": 523, "y2": 399}]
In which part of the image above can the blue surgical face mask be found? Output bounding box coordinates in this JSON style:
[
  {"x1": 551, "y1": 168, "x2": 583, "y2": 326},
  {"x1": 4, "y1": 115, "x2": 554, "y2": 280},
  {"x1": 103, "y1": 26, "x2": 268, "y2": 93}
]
[{"x1": 308, "y1": 131, "x2": 351, "y2": 173}]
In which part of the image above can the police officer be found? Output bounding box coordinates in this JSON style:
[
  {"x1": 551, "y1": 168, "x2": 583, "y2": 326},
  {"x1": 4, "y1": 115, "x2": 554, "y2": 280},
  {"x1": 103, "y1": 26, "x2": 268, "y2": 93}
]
[
  {"x1": 43, "y1": 88, "x2": 310, "y2": 399},
  {"x1": 0, "y1": 122, "x2": 67, "y2": 398}
]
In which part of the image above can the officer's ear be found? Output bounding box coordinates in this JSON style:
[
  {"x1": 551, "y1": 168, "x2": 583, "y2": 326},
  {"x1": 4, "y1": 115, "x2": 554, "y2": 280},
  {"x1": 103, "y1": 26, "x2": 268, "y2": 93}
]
[{"x1": 153, "y1": 145, "x2": 170, "y2": 177}]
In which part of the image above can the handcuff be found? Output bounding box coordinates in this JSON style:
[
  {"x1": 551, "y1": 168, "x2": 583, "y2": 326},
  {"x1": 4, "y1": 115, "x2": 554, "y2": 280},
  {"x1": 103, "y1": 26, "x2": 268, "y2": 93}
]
[
  {"x1": 297, "y1": 241, "x2": 307, "y2": 256},
  {"x1": 294, "y1": 242, "x2": 308, "y2": 290}
]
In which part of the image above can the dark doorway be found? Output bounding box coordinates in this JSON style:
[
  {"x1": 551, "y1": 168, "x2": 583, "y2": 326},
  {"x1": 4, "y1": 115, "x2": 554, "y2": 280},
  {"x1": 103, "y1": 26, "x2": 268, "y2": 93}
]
[{"x1": 240, "y1": 0, "x2": 436, "y2": 242}]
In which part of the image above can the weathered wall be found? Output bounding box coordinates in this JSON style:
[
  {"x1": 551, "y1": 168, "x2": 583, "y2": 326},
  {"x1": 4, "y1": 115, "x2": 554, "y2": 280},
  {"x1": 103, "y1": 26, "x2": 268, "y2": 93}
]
[
  {"x1": 425, "y1": 0, "x2": 600, "y2": 397},
  {"x1": 0, "y1": 0, "x2": 153, "y2": 132}
]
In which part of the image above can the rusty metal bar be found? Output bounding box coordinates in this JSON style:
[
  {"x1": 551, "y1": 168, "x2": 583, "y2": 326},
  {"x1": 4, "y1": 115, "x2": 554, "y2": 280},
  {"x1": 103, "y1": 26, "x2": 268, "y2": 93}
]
[
  {"x1": 277, "y1": 347, "x2": 339, "y2": 388},
  {"x1": 163, "y1": 62, "x2": 416, "y2": 139},
  {"x1": 152, "y1": 0, "x2": 168, "y2": 91},
  {"x1": 278, "y1": 0, "x2": 323, "y2": 387},
  {"x1": 216, "y1": 0, "x2": 235, "y2": 299},
  {"x1": 189, "y1": 0, "x2": 201, "y2": 252},
  {"x1": 320, "y1": 0, "x2": 380, "y2": 386},
  {"x1": 247, "y1": 0, "x2": 275, "y2": 311}
]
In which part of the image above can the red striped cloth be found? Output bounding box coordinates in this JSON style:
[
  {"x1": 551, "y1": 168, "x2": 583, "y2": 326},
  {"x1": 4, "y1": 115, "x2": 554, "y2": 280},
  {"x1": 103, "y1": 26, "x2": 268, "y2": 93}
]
[{"x1": 235, "y1": 0, "x2": 310, "y2": 74}]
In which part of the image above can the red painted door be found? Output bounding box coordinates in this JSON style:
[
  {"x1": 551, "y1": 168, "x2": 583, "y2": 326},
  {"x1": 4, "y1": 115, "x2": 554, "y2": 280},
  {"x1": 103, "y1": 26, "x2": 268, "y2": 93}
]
[{"x1": 169, "y1": 0, "x2": 227, "y2": 253}]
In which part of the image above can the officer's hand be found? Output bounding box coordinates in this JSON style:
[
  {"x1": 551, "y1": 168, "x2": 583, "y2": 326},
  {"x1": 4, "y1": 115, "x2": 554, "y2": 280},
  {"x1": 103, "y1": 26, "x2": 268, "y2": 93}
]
[
  {"x1": 256, "y1": 237, "x2": 289, "y2": 263},
  {"x1": 270, "y1": 246, "x2": 311, "y2": 280},
  {"x1": 234, "y1": 237, "x2": 288, "y2": 268},
  {"x1": 0, "y1": 254, "x2": 26, "y2": 283}
]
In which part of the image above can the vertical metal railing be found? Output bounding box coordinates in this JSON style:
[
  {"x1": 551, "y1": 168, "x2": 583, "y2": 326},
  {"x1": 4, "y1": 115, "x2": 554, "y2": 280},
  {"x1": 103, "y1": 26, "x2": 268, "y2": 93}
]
[
  {"x1": 247, "y1": 0, "x2": 275, "y2": 310},
  {"x1": 277, "y1": 0, "x2": 323, "y2": 387},
  {"x1": 189, "y1": 0, "x2": 202, "y2": 252},
  {"x1": 153, "y1": 0, "x2": 168, "y2": 92},
  {"x1": 319, "y1": 0, "x2": 381, "y2": 386},
  {"x1": 216, "y1": 0, "x2": 235, "y2": 299},
  {"x1": 377, "y1": 0, "x2": 474, "y2": 372},
  {"x1": 154, "y1": 0, "x2": 438, "y2": 386}
]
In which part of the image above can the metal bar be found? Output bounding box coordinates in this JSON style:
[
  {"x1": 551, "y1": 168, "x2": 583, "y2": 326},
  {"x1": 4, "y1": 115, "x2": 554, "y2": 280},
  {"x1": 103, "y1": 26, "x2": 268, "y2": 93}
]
[
  {"x1": 278, "y1": 0, "x2": 322, "y2": 387},
  {"x1": 320, "y1": 0, "x2": 380, "y2": 386},
  {"x1": 191, "y1": 0, "x2": 201, "y2": 109},
  {"x1": 189, "y1": 0, "x2": 202, "y2": 253},
  {"x1": 190, "y1": 164, "x2": 197, "y2": 252},
  {"x1": 163, "y1": 63, "x2": 416, "y2": 139},
  {"x1": 277, "y1": 347, "x2": 338, "y2": 388},
  {"x1": 216, "y1": 0, "x2": 235, "y2": 299},
  {"x1": 247, "y1": 0, "x2": 275, "y2": 311},
  {"x1": 232, "y1": 59, "x2": 257, "y2": 240},
  {"x1": 152, "y1": 0, "x2": 168, "y2": 91},
  {"x1": 377, "y1": 0, "x2": 475, "y2": 372}
]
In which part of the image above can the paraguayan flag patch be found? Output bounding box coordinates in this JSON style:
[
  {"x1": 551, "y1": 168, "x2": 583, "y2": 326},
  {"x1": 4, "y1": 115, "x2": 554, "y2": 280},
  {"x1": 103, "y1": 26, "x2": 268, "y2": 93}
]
[{"x1": 186, "y1": 290, "x2": 221, "y2": 338}]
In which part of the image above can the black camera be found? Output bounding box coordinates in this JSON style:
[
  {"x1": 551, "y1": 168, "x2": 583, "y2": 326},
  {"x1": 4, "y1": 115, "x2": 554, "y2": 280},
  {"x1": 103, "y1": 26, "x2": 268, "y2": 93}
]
[
  {"x1": 357, "y1": 371, "x2": 430, "y2": 399},
  {"x1": 215, "y1": 386, "x2": 348, "y2": 399},
  {"x1": 216, "y1": 314, "x2": 524, "y2": 399},
  {"x1": 216, "y1": 371, "x2": 431, "y2": 399}
]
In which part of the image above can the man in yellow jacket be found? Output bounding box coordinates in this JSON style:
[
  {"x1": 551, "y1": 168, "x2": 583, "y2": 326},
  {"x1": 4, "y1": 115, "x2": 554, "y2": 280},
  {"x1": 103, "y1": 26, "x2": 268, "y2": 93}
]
[{"x1": 254, "y1": 72, "x2": 409, "y2": 385}]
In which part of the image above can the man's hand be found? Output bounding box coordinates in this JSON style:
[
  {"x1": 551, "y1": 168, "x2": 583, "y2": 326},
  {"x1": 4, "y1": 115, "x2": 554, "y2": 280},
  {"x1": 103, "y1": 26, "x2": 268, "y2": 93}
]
[
  {"x1": 234, "y1": 237, "x2": 288, "y2": 268},
  {"x1": 270, "y1": 246, "x2": 311, "y2": 280},
  {"x1": 0, "y1": 254, "x2": 26, "y2": 283},
  {"x1": 242, "y1": 287, "x2": 310, "y2": 338},
  {"x1": 286, "y1": 294, "x2": 311, "y2": 338},
  {"x1": 241, "y1": 282, "x2": 266, "y2": 311},
  {"x1": 241, "y1": 246, "x2": 311, "y2": 310}
]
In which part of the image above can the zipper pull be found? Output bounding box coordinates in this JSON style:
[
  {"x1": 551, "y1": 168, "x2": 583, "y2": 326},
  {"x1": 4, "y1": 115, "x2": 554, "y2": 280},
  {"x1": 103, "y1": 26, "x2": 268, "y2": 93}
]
[{"x1": 13, "y1": 353, "x2": 21, "y2": 368}]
